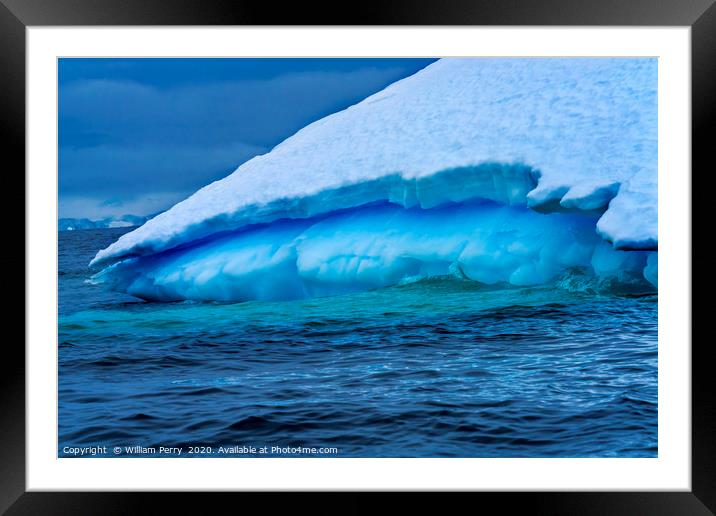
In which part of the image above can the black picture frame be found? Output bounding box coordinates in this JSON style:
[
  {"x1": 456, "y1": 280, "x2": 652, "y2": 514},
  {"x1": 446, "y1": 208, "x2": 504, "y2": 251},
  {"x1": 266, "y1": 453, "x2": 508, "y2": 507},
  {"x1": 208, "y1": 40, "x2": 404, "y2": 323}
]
[{"x1": 2, "y1": 0, "x2": 712, "y2": 513}]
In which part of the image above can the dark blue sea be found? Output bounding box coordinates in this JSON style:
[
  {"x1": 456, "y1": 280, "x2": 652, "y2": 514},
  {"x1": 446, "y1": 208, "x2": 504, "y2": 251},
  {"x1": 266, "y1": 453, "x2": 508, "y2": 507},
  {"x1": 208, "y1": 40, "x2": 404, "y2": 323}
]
[{"x1": 58, "y1": 227, "x2": 657, "y2": 458}]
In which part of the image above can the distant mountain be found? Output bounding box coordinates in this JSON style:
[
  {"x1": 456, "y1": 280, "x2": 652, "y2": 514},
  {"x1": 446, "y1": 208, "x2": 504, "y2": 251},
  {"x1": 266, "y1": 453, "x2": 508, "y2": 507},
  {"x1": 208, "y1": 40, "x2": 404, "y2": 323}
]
[{"x1": 58, "y1": 214, "x2": 154, "y2": 232}]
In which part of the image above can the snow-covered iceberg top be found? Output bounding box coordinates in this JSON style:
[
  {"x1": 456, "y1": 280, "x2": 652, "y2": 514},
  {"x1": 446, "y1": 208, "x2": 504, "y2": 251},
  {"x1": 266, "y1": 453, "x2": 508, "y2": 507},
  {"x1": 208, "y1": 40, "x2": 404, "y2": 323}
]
[{"x1": 91, "y1": 58, "x2": 657, "y2": 270}]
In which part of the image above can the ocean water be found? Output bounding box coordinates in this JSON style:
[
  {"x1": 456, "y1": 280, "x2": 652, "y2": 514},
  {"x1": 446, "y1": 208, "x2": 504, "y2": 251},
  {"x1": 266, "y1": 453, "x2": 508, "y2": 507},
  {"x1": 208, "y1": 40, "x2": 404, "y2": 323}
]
[{"x1": 58, "y1": 227, "x2": 657, "y2": 458}]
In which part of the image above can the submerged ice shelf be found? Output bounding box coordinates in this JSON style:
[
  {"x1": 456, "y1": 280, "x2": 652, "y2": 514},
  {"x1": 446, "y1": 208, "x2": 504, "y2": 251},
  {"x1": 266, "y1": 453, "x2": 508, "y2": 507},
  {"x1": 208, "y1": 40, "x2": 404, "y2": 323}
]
[{"x1": 91, "y1": 58, "x2": 658, "y2": 302}]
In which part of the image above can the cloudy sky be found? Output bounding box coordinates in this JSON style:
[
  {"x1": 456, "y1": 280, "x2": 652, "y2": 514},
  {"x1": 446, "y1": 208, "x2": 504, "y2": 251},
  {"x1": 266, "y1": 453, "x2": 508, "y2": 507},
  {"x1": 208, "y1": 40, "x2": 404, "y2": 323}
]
[{"x1": 58, "y1": 58, "x2": 436, "y2": 219}]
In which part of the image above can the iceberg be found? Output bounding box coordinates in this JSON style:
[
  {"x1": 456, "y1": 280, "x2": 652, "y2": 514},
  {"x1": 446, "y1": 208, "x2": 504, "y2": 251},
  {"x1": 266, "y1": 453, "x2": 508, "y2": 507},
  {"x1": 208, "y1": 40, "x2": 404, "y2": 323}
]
[
  {"x1": 90, "y1": 58, "x2": 658, "y2": 302},
  {"x1": 59, "y1": 214, "x2": 153, "y2": 232}
]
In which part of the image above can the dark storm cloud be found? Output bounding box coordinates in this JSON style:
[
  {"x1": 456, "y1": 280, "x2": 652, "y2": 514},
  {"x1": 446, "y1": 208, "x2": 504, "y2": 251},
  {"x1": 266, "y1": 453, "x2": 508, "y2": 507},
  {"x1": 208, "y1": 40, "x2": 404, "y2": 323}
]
[{"x1": 58, "y1": 58, "x2": 435, "y2": 218}]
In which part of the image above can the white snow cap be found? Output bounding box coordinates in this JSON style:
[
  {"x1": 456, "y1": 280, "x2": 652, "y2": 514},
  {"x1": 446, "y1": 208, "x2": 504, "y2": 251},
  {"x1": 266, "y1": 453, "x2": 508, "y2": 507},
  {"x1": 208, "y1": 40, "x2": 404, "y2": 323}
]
[{"x1": 92, "y1": 58, "x2": 657, "y2": 267}]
